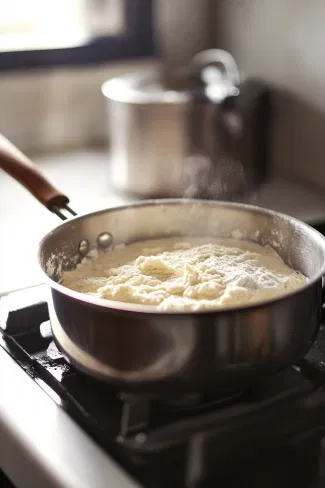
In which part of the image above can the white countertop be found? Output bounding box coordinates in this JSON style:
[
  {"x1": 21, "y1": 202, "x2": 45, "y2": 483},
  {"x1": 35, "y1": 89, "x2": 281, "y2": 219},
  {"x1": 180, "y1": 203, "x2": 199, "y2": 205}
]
[{"x1": 1, "y1": 149, "x2": 325, "y2": 295}]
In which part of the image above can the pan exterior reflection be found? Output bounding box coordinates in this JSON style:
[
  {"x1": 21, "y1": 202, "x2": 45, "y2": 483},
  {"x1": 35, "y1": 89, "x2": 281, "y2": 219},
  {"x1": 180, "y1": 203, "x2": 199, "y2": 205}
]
[{"x1": 0, "y1": 133, "x2": 324, "y2": 396}]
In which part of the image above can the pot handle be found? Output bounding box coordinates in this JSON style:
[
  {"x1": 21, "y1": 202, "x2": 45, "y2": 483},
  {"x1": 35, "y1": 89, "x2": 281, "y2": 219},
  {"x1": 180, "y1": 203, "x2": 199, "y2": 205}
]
[
  {"x1": 189, "y1": 49, "x2": 241, "y2": 87},
  {"x1": 0, "y1": 134, "x2": 76, "y2": 220}
]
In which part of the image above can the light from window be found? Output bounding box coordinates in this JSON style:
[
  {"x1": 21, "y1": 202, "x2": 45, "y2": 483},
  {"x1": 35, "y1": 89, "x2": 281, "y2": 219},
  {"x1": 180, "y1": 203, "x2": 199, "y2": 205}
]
[{"x1": 0, "y1": 0, "x2": 125, "y2": 52}]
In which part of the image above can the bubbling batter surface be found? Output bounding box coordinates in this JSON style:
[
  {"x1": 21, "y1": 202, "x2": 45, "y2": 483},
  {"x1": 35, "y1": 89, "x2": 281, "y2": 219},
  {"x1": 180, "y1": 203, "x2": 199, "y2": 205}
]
[{"x1": 61, "y1": 237, "x2": 307, "y2": 312}]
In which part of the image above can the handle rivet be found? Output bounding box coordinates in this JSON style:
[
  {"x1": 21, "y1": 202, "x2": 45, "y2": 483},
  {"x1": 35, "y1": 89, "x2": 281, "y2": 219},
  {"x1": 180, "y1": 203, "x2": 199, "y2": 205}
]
[
  {"x1": 78, "y1": 239, "x2": 90, "y2": 256},
  {"x1": 97, "y1": 232, "x2": 113, "y2": 249}
]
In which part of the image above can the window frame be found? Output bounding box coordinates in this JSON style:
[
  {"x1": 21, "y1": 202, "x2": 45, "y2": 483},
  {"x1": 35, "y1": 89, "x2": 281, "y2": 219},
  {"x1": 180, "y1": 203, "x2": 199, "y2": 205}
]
[{"x1": 0, "y1": 0, "x2": 156, "y2": 72}]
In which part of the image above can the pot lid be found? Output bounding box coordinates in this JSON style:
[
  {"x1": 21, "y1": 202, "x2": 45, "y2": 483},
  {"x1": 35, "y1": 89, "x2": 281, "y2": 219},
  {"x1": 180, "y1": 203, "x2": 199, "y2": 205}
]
[
  {"x1": 101, "y1": 49, "x2": 241, "y2": 105},
  {"x1": 102, "y1": 69, "x2": 192, "y2": 105}
]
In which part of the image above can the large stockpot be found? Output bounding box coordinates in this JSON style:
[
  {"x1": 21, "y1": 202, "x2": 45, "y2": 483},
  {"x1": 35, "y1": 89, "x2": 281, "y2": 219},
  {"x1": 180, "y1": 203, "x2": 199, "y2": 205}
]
[
  {"x1": 1, "y1": 135, "x2": 325, "y2": 399},
  {"x1": 102, "y1": 49, "x2": 271, "y2": 200}
]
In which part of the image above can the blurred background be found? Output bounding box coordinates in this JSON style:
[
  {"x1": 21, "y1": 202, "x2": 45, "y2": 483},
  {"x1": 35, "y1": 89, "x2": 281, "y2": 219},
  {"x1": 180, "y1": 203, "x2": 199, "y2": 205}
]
[
  {"x1": 0, "y1": 0, "x2": 212, "y2": 153},
  {"x1": 2, "y1": 0, "x2": 325, "y2": 293}
]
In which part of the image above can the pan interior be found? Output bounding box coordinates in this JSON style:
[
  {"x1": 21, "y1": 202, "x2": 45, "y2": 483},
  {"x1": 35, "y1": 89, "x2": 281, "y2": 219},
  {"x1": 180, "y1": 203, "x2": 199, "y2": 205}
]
[{"x1": 38, "y1": 200, "x2": 325, "y2": 288}]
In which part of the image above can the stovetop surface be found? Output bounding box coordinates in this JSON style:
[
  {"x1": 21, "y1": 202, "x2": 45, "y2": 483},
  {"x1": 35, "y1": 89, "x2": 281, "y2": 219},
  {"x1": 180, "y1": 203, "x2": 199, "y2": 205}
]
[
  {"x1": 2, "y1": 292, "x2": 325, "y2": 488},
  {"x1": 2, "y1": 220, "x2": 325, "y2": 488}
]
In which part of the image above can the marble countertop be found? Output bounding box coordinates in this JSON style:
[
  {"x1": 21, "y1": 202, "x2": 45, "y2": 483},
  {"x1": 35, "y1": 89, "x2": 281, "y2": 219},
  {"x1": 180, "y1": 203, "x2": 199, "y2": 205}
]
[{"x1": 1, "y1": 149, "x2": 325, "y2": 295}]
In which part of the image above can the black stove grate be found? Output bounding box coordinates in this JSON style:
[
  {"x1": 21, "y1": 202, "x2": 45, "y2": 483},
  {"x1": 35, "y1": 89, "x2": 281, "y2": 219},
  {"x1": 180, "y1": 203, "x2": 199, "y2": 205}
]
[{"x1": 2, "y1": 287, "x2": 325, "y2": 487}]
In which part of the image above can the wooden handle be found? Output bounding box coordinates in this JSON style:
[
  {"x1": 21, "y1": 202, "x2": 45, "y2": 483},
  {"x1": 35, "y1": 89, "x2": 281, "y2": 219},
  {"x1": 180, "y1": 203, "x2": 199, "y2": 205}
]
[{"x1": 0, "y1": 134, "x2": 69, "y2": 209}]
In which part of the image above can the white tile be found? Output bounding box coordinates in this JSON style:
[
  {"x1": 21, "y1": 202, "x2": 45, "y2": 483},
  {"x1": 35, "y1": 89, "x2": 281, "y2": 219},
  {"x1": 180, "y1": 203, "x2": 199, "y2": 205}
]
[{"x1": 0, "y1": 58, "x2": 159, "y2": 153}]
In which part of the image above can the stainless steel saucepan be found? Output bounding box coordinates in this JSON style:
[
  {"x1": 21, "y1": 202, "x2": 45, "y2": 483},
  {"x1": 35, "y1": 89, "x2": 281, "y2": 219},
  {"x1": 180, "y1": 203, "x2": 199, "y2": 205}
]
[{"x1": 1, "y1": 134, "x2": 325, "y2": 399}]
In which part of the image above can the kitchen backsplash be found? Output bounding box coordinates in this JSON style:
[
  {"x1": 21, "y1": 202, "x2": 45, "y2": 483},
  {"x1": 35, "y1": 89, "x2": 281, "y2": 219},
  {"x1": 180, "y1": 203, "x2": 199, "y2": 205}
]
[
  {"x1": 0, "y1": 58, "x2": 159, "y2": 154},
  {"x1": 214, "y1": 0, "x2": 325, "y2": 191}
]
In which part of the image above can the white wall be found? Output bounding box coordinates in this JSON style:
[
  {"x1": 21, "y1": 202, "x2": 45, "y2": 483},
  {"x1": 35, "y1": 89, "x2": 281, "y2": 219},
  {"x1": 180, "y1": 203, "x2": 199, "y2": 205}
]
[
  {"x1": 154, "y1": 0, "x2": 213, "y2": 72},
  {"x1": 214, "y1": 0, "x2": 325, "y2": 190},
  {"x1": 0, "y1": 59, "x2": 159, "y2": 154}
]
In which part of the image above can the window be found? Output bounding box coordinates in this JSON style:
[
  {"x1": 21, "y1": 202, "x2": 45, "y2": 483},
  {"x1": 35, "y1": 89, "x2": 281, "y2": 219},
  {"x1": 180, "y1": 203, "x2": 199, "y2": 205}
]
[{"x1": 0, "y1": 0, "x2": 155, "y2": 71}]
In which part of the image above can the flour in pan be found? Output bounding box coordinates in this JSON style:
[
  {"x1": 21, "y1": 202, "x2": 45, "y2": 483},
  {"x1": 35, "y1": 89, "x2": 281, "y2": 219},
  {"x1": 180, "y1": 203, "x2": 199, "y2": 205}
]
[{"x1": 61, "y1": 237, "x2": 307, "y2": 311}]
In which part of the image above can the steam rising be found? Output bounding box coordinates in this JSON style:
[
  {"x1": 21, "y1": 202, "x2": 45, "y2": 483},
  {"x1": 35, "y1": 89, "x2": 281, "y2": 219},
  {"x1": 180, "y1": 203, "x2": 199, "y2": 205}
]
[{"x1": 182, "y1": 152, "x2": 245, "y2": 200}]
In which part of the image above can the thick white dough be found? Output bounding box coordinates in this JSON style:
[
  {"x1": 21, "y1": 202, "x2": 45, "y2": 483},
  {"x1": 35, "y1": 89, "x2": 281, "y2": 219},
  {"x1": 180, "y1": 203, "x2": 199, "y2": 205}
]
[{"x1": 62, "y1": 237, "x2": 307, "y2": 311}]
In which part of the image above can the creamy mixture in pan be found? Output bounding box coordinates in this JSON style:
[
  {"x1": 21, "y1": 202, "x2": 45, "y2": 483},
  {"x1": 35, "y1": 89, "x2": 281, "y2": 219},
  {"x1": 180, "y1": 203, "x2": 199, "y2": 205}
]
[{"x1": 62, "y1": 237, "x2": 307, "y2": 312}]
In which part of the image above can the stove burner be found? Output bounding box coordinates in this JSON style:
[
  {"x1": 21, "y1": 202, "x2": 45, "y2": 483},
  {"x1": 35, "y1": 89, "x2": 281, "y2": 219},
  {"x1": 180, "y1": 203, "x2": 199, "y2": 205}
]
[
  {"x1": 161, "y1": 393, "x2": 203, "y2": 408},
  {"x1": 119, "y1": 393, "x2": 151, "y2": 440},
  {"x1": 117, "y1": 390, "x2": 247, "y2": 443},
  {"x1": 160, "y1": 391, "x2": 244, "y2": 412}
]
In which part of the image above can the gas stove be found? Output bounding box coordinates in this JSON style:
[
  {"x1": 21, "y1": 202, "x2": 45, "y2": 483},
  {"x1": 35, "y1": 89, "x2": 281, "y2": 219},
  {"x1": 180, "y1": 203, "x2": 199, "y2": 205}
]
[{"x1": 2, "y1": 223, "x2": 325, "y2": 488}]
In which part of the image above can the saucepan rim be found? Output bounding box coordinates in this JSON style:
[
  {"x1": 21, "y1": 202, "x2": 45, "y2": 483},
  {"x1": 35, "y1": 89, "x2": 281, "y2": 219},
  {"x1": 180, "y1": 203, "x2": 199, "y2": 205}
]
[{"x1": 38, "y1": 199, "x2": 325, "y2": 315}]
